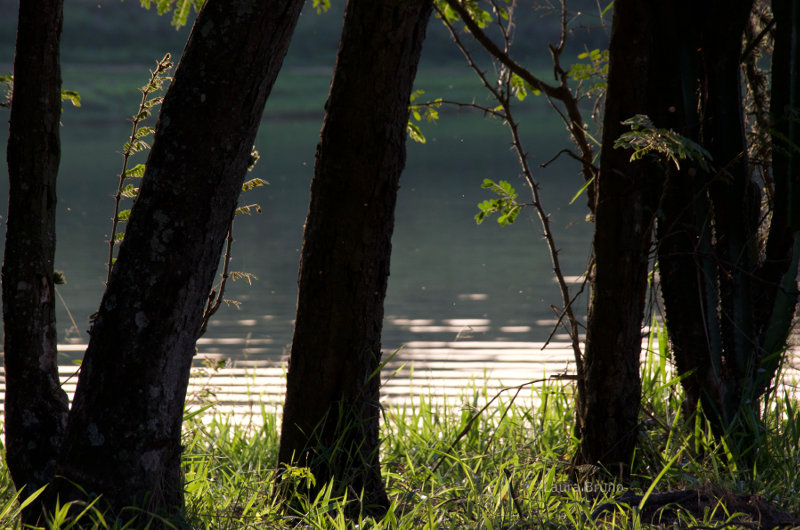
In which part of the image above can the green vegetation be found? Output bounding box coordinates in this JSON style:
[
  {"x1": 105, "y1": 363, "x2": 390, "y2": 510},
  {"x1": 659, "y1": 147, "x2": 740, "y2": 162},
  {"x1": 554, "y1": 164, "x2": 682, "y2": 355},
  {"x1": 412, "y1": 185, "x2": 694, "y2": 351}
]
[{"x1": 0, "y1": 335, "x2": 796, "y2": 528}]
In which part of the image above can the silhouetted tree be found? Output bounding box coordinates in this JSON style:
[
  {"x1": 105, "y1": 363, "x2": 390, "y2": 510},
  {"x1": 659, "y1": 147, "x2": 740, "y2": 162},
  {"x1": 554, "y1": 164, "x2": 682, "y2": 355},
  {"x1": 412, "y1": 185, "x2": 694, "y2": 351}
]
[
  {"x1": 2, "y1": 0, "x2": 303, "y2": 524},
  {"x1": 279, "y1": 0, "x2": 433, "y2": 515},
  {"x1": 2, "y1": 0, "x2": 69, "y2": 521}
]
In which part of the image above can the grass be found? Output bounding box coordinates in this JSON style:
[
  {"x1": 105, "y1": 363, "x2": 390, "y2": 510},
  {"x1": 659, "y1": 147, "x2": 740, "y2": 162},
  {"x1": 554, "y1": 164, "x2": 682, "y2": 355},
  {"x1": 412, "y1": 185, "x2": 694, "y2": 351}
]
[{"x1": 0, "y1": 333, "x2": 798, "y2": 528}]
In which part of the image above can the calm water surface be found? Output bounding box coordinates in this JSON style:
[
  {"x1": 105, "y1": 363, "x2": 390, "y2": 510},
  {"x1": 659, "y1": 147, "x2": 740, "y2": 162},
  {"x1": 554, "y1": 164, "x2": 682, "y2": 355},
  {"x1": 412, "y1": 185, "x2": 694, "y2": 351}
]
[{"x1": 0, "y1": 76, "x2": 594, "y2": 366}]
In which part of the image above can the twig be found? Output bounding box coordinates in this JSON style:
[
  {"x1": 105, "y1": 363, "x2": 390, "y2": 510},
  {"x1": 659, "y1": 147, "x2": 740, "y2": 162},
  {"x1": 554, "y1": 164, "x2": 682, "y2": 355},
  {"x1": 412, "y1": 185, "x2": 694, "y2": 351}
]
[
  {"x1": 198, "y1": 225, "x2": 234, "y2": 336},
  {"x1": 442, "y1": 0, "x2": 597, "y2": 213},
  {"x1": 412, "y1": 98, "x2": 507, "y2": 120},
  {"x1": 503, "y1": 468, "x2": 528, "y2": 524},
  {"x1": 540, "y1": 148, "x2": 589, "y2": 168},
  {"x1": 431, "y1": 378, "x2": 551, "y2": 474},
  {"x1": 436, "y1": 0, "x2": 588, "y2": 428},
  {"x1": 107, "y1": 54, "x2": 172, "y2": 284}
]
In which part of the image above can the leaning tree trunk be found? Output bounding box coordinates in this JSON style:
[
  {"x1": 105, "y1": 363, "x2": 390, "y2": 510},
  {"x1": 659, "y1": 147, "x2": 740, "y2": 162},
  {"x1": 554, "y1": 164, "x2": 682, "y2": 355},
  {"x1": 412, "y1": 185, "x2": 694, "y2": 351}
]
[
  {"x1": 52, "y1": 0, "x2": 303, "y2": 522},
  {"x1": 278, "y1": 0, "x2": 432, "y2": 516},
  {"x1": 579, "y1": 0, "x2": 663, "y2": 473},
  {"x1": 2, "y1": 0, "x2": 69, "y2": 521}
]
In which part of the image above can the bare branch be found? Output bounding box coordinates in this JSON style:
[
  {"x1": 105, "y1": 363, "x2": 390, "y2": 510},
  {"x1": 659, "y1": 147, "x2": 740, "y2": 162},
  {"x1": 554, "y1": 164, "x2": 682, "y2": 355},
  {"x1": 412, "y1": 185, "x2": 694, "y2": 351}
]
[
  {"x1": 199, "y1": 225, "x2": 234, "y2": 336},
  {"x1": 442, "y1": 0, "x2": 598, "y2": 212}
]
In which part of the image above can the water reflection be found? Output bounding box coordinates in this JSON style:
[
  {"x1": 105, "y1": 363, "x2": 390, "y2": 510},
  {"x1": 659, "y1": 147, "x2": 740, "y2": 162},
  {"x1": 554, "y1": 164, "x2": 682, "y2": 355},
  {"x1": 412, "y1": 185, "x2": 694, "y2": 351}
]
[{"x1": 0, "y1": 337, "x2": 795, "y2": 427}]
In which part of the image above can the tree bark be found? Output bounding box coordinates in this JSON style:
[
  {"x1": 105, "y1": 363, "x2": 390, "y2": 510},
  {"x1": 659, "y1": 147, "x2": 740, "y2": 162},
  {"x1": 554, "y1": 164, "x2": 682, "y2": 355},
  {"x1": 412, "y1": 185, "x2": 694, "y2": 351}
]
[
  {"x1": 754, "y1": 0, "x2": 800, "y2": 396},
  {"x1": 654, "y1": 0, "x2": 799, "y2": 450},
  {"x1": 580, "y1": 0, "x2": 663, "y2": 473},
  {"x1": 652, "y1": 3, "x2": 725, "y2": 417},
  {"x1": 2, "y1": 0, "x2": 69, "y2": 520},
  {"x1": 700, "y1": 0, "x2": 759, "y2": 426},
  {"x1": 52, "y1": 0, "x2": 303, "y2": 522},
  {"x1": 278, "y1": 0, "x2": 432, "y2": 515}
]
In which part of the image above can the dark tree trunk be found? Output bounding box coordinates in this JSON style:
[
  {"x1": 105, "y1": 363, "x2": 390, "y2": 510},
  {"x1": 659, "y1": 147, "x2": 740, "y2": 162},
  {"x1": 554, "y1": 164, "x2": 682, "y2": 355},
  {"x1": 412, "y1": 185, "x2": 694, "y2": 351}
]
[
  {"x1": 753, "y1": 0, "x2": 800, "y2": 396},
  {"x1": 652, "y1": 3, "x2": 725, "y2": 417},
  {"x1": 700, "y1": 0, "x2": 759, "y2": 427},
  {"x1": 278, "y1": 0, "x2": 432, "y2": 515},
  {"x1": 52, "y1": 0, "x2": 303, "y2": 522},
  {"x1": 2, "y1": 0, "x2": 69, "y2": 520},
  {"x1": 653, "y1": 0, "x2": 799, "y2": 454},
  {"x1": 580, "y1": 0, "x2": 664, "y2": 473}
]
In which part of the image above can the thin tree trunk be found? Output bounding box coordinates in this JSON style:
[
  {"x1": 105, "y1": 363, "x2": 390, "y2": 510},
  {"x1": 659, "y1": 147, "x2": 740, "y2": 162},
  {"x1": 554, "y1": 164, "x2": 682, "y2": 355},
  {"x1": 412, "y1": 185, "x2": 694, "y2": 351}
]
[
  {"x1": 580, "y1": 0, "x2": 662, "y2": 473},
  {"x1": 53, "y1": 0, "x2": 303, "y2": 522},
  {"x1": 2, "y1": 0, "x2": 69, "y2": 521},
  {"x1": 278, "y1": 0, "x2": 432, "y2": 515},
  {"x1": 754, "y1": 0, "x2": 800, "y2": 396}
]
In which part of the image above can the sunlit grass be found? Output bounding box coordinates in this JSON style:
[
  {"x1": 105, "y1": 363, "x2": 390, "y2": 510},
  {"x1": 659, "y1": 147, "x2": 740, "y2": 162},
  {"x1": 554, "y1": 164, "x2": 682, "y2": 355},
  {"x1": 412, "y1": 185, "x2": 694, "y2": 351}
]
[{"x1": 0, "y1": 337, "x2": 798, "y2": 528}]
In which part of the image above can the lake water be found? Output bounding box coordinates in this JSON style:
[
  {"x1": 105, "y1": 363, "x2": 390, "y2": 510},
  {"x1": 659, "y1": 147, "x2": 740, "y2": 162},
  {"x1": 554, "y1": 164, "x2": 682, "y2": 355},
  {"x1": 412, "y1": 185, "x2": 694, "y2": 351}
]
[{"x1": 0, "y1": 67, "x2": 595, "y2": 368}]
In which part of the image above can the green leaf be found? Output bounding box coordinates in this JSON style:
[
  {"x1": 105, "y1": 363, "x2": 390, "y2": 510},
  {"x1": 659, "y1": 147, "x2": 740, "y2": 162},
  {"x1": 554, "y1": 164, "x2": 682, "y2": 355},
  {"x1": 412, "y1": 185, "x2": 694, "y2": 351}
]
[
  {"x1": 312, "y1": 0, "x2": 331, "y2": 14},
  {"x1": 242, "y1": 178, "x2": 268, "y2": 192},
  {"x1": 60, "y1": 89, "x2": 81, "y2": 107},
  {"x1": 409, "y1": 89, "x2": 425, "y2": 103},
  {"x1": 117, "y1": 209, "x2": 131, "y2": 221},
  {"x1": 124, "y1": 164, "x2": 146, "y2": 178},
  {"x1": 248, "y1": 147, "x2": 260, "y2": 171},
  {"x1": 53, "y1": 270, "x2": 67, "y2": 285},
  {"x1": 134, "y1": 126, "x2": 155, "y2": 139},
  {"x1": 235, "y1": 204, "x2": 262, "y2": 216},
  {"x1": 144, "y1": 97, "x2": 164, "y2": 109},
  {"x1": 614, "y1": 114, "x2": 713, "y2": 171},
  {"x1": 407, "y1": 121, "x2": 426, "y2": 144},
  {"x1": 121, "y1": 184, "x2": 139, "y2": 199},
  {"x1": 475, "y1": 179, "x2": 522, "y2": 226},
  {"x1": 569, "y1": 177, "x2": 594, "y2": 205},
  {"x1": 230, "y1": 271, "x2": 258, "y2": 285},
  {"x1": 510, "y1": 73, "x2": 528, "y2": 101}
]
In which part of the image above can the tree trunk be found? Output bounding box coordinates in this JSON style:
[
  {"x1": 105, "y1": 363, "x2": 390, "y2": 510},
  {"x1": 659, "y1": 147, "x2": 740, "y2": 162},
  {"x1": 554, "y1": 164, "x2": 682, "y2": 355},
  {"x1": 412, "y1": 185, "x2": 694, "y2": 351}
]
[
  {"x1": 700, "y1": 0, "x2": 759, "y2": 430},
  {"x1": 579, "y1": 0, "x2": 663, "y2": 473},
  {"x1": 652, "y1": 3, "x2": 726, "y2": 418},
  {"x1": 654, "y1": 0, "x2": 799, "y2": 456},
  {"x1": 278, "y1": 0, "x2": 432, "y2": 515},
  {"x1": 2, "y1": 0, "x2": 69, "y2": 520},
  {"x1": 754, "y1": 0, "x2": 800, "y2": 396},
  {"x1": 52, "y1": 0, "x2": 303, "y2": 522}
]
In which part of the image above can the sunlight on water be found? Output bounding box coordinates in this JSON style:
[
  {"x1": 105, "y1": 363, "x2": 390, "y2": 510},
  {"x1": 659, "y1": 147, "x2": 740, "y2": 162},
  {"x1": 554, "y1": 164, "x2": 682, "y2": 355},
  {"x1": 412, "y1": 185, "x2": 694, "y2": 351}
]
[{"x1": 0, "y1": 338, "x2": 796, "y2": 427}]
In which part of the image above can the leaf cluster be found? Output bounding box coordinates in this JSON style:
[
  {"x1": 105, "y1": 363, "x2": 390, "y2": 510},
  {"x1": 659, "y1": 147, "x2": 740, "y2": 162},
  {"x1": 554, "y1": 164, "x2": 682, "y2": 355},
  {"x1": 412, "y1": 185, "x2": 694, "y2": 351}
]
[
  {"x1": 614, "y1": 114, "x2": 713, "y2": 172},
  {"x1": 508, "y1": 72, "x2": 540, "y2": 101},
  {"x1": 407, "y1": 89, "x2": 442, "y2": 144},
  {"x1": 110, "y1": 54, "x2": 174, "y2": 254},
  {"x1": 435, "y1": 0, "x2": 509, "y2": 29},
  {"x1": 568, "y1": 48, "x2": 608, "y2": 98},
  {"x1": 475, "y1": 178, "x2": 522, "y2": 226},
  {"x1": 139, "y1": 0, "x2": 203, "y2": 28},
  {"x1": 312, "y1": 0, "x2": 331, "y2": 15}
]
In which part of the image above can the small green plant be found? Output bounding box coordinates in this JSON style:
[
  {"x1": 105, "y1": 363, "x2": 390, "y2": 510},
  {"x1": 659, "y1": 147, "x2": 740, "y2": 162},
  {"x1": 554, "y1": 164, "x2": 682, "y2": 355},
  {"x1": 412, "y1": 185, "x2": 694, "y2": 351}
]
[
  {"x1": 406, "y1": 89, "x2": 442, "y2": 144},
  {"x1": 474, "y1": 178, "x2": 522, "y2": 226},
  {"x1": 139, "y1": 0, "x2": 204, "y2": 28},
  {"x1": 614, "y1": 114, "x2": 713, "y2": 171},
  {"x1": 107, "y1": 53, "x2": 173, "y2": 283},
  {"x1": 105, "y1": 55, "x2": 265, "y2": 333},
  {"x1": 569, "y1": 48, "x2": 609, "y2": 98}
]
